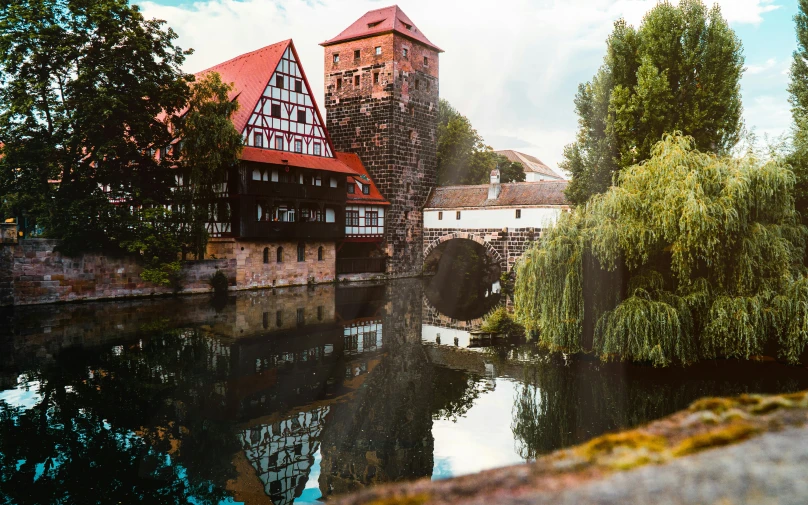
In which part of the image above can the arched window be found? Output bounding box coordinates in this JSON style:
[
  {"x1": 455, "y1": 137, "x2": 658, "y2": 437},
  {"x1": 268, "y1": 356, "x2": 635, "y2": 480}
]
[
  {"x1": 318, "y1": 246, "x2": 324, "y2": 261},
  {"x1": 297, "y1": 242, "x2": 305, "y2": 262},
  {"x1": 276, "y1": 247, "x2": 284, "y2": 263},
  {"x1": 263, "y1": 247, "x2": 269, "y2": 264}
]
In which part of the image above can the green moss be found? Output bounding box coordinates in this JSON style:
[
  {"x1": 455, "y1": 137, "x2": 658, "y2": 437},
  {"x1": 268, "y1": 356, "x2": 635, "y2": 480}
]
[
  {"x1": 671, "y1": 423, "x2": 760, "y2": 457},
  {"x1": 689, "y1": 396, "x2": 739, "y2": 414},
  {"x1": 577, "y1": 431, "x2": 668, "y2": 469}
]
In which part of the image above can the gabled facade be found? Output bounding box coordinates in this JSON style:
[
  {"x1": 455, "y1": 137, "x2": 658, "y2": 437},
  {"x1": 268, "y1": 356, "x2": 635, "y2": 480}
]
[{"x1": 195, "y1": 39, "x2": 390, "y2": 287}]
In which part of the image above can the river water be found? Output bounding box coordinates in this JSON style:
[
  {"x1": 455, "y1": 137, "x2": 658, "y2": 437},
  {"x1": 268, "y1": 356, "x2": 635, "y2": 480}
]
[{"x1": 1, "y1": 275, "x2": 808, "y2": 505}]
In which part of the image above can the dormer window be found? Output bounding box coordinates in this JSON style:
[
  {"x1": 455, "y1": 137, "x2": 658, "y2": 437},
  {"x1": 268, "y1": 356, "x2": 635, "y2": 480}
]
[
  {"x1": 403, "y1": 22, "x2": 412, "y2": 30},
  {"x1": 368, "y1": 20, "x2": 383, "y2": 28},
  {"x1": 347, "y1": 183, "x2": 355, "y2": 194},
  {"x1": 362, "y1": 184, "x2": 370, "y2": 195}
]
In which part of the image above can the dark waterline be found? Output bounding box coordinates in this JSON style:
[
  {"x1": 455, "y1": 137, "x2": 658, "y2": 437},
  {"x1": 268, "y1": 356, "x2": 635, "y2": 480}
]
[{"x1": 1, "y1": 278, "x2": 808, "y2": 505}]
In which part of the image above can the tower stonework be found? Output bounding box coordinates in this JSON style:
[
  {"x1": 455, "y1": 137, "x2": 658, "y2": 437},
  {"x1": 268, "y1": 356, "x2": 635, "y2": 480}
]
[{"x1": 322, "y1": 6, "x2": 441, "y2": 277}]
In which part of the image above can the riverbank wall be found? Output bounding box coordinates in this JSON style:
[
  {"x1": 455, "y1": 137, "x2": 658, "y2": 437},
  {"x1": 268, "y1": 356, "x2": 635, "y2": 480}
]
[{"x1": 0, "y1": 239, "x2": 236, "y2": 307}]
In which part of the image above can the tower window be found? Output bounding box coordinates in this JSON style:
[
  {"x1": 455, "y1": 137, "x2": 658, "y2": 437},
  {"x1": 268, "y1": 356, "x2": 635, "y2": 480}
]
[
  {"x1": 271, "y1": 103, "x2": 281, "y2": 117},
  {"x1": 277, "y1": 247, "x2": 284, "y2": 263},
  {"x1": 375, "y1": 46, "x2": 382, "y2": 55},
  {"x1": 294, "y1": 140, "x2": 302, "y2": 153},
  {"x1": 297, "y1": 242, "x2": 305, "y2": 262},
  {"x1": 427, "y1": 80, "x2": 431, "y2": 92},
  {"x1": 402, "y1": 48, "x2": 408, "y2": 58},
  {"x1": 333, "y1": 53, "x2": 339, "y2": 64},
  {"x1": 275, "y1": 137, "x2": 284, "y2": 150},
  {"x1": 297, "y1": 308, "x2": 305, "y2": 325},
  {"x1": 253, "y1": 132, "x2": 263, "y2": 148},
  {"x1": 295, "y1": 79, "x2": 303, "y2": 93},
  {"x1": 275, "y1": 75, "x2": 284, "y2": 88},
  {"x1": 456, "y1": 211, "x2": 461, "y2": 220},
  {"x1": 276, "y1": 310, "x2": 283, "y2": 327},
  {"x1": 438, "y1": 211, "x2": 443, "y2": 220},
  {"x1": 424, "y1": 56, "x2": 429, "y2": 66},
  {"x1": 373, "y1": 72, "x2": 379, "y2": 84},
  {"x1": 263, "y1": 247, "x2": 269, "y2": 264},
  {"x1": 516, "y1": 209, "x2": 522, "y2": 219},
  {"x1": 318, "y1": 246, "x2": 324, "y2": 261},
  {"x1": 297, "y1": 110, "x2": 306, "y2": 123},
  {"x1": 313, "y1": 142, "x2": 321, "y2": 156},
  {"x1": 415, "y1": 79, "x2": 420, "y2": 91},
  {"x1": 354, "y1": 49, "x2": 360, "y2": 60},
  {"x1": 354, "y1": 75, "x2": 360, "y2": 86},
  {"x1": 336, "y1": 77, "x2": 342, "y2": 90}
]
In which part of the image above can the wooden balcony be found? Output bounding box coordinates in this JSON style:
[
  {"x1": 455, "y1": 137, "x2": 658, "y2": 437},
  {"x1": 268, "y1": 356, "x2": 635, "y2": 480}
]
[
  {"x1": 245, "y1": 179, "x2": 345, "y2": 202},
  {"x1": 241, "y1": 220, "x2": 344, "y2": 240},
  {"x1": 337, "y1": 257, "x2": 387, "y2": 274}
]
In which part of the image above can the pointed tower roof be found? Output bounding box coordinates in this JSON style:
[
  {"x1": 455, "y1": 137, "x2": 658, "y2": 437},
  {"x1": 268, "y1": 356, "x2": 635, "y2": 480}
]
[{"x1": 321, "y1": 5, "x2": 443, "y2": 52}]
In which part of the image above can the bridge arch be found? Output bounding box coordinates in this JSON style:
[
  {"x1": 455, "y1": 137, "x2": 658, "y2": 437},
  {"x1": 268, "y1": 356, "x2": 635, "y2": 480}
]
[{"x1": 423, "y1": 232, "x2": 505, "y2": 272}]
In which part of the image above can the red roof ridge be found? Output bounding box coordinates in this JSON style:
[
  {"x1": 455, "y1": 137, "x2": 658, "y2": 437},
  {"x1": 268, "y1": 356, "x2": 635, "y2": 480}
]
[
  {"x1": 194, "y1": 39, "x2": 292, "y2": 76},
  {"x1": 321, "y1": 5, "x2": 442, "y2": 52}
]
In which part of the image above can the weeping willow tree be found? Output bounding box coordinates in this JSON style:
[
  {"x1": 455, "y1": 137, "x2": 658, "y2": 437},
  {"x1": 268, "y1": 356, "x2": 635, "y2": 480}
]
[{"x1": 515, "y1": 134, "x2": 808, "y2": 366}]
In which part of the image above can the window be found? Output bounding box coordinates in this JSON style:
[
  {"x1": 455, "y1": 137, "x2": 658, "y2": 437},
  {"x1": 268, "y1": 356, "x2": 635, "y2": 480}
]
[
  {"x1": 375, "y1": 46, "x2": 382, "y2": 55},
  {"x1": 317, "y1": 305, "x2": 324, "y2": 320},
  {"x1": 253, "y1": 132, "x2": 263, "y2": 148},
  {"x1": 275, "y1": 75, "x2": 284, "y2": 89},
  {"x1": 354, "y1": 49, "x2": 360, "y2": 60},
  {"x1": 296, "y1": 308, "x2": 305, "y2": 325},
  {"x1": 373, "y1": 72, "x2": 379, "y2": 84},
  {"x1": 318, "y1": 246, "x2": 324, "y2": 261},
  {"x1": 363, "y1": 331, "x2": 377, "y2": 350},
  {"x1": 347, "y1": 183, "x2": 355, "y2": 194},
  {"x1": 275, "y1": 137, "x2": 284, "y2": 150},
  {"x1": 403, "y1": 48, "x2": 408, "y2": 58},
  {"x1": 368, "y1": 20, "x2": 382, "y2": 28},
  {"x1": 297, "y1": 242, "x2": 305, "y2": 262},
  {"x1": 313, "y1": 143, "x2": 321, "y2": 156},
  {"x1": 263, "y1": 247, "x2": 269, "y2": 264},
  {"x1": 438, "y1": 211, "x2": 443, "y2": 220},
  {"x1": 426, "y1": 80, "x2": 431, "y2": 92},
  {"x1": 294, "y1": 140, "x2": 302, "y2": 153},
  {"x1": 516, "y1": 209, "x2": 522, "y2": 219},
  {"x1": 330, "y1": 177, "x2": 337, "y2": 188},
  {"x1": 297, "y1": 110, "x2": 306, "y2": 123},
  {"x1": 362, "y1": 184, "x2": 370, "y2": 195},
  {"x1": 403, "y1": 22, "x2": 413, "y2": 30},
  {"x1": 424, "y1": 56, "x2": 429, "y2": 66},
  {"x1": 314, "y1": 174, "x2": 322, "y2": 186},
  {"x1": 271, "y1": 103, "x2": 281, "y2": 117},
  {"x1": 295, "y1": 79, "x2": 303, "y2": 93},
  {"x1": 336, "y1": 77, "x2": 342, "y2": 90},
  {"x1": 406, "y1": 182, "x2": 411, "y2": 192},
  {"x1": 277, "y1": 247, "x2": 284, "y2": 263},
  {"x1": 346, "y1": 210, "x2": 359, "y2": 226},
  {"x1": 354, "y1": 75, "x2": 360, "y2": 87},
  {"x1": 333, "y1": 53, "x2": 339, "y2": 64},
  {"x1": 456, "y1": 211, "x2": 461, "y2": 220},
  {"x1": 276, "y1": 310, "x2": 283, "y2": 327},
  {"x1": 345, "y1": 334, "x2": 358, "y2": 351},
  {"x1": 415, "y1": 79, "x2": 420, "y2": 91},
  {"x1": 366, "y1": 211, "x2": 379, "y2": 226}
]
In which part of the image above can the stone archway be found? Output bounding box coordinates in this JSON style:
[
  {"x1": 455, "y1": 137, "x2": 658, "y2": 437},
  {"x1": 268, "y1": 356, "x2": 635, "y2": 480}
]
[{"x1": 423, "y1": 232, "x2": 505, "y2": 272}]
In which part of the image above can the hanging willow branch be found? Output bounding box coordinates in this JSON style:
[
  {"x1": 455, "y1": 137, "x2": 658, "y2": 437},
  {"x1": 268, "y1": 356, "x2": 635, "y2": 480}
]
[{"x1": 515, "y1": 133, "x2": 808, "y2": 366}]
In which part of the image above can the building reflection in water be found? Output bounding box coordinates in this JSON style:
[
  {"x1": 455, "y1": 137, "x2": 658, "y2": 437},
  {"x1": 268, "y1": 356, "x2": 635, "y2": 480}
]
[{"x1": 2, "y1": 276, "x2": 808, "y2": 505}]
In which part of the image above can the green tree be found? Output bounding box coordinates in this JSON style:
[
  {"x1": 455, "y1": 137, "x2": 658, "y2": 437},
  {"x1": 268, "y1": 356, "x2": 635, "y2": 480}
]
[
  {"x1": 788, "y1": 0, "x2": 808, "y2": 224},
  {"x1": 0, "y1": 0, "x2": 192, "y2": 253},
  {"x1": 436, "y1": 99, "x2": 525, "y2": 185},
  {"x1": 515, "y1": 134, "x2": 808, "y2": 366},
  {"x1": 562, "y1": 0, "x2": 744, "y2": 206}
]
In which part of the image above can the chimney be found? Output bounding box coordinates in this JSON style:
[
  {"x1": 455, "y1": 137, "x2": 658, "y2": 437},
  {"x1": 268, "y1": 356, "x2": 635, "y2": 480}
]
[{"x1": 488, "y1": 168, "x2": 501, "y2": 200}]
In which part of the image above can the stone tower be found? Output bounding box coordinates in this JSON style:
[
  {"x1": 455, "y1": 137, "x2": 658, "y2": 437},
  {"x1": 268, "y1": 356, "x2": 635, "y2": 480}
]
[{"x1": 321, "y1": 6, "x2": 441, "y2": 277}]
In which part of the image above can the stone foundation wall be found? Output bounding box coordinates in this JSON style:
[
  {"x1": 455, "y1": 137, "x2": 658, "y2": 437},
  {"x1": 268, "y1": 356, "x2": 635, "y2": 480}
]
[
  {"x1": 1, "y1": 239, "x2": 236, "y2": 307},
  {"x1": 423, "y1": 227, "x2": 542, "y2": 272},
  {"x1": 207, "y1": 238, "x2": 336, "y2": 289}
]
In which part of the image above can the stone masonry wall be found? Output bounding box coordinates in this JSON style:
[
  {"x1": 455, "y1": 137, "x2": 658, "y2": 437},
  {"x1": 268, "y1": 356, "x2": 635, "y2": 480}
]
[
  {"x1": 1, "y1": 239, "x2": 236, "y2": 307},
  {"x1": 423, "y1": 227, "x2": 543, "y2": 272},
  {"x1": 207, "y1": 238, "x2": 336, "y2": 289},
  {"x1": 0, "y1": 244, "x2": 13, "y2": 306},
  {"x1": 325, "y1": 33, "x2": 439, "y2": 277}
]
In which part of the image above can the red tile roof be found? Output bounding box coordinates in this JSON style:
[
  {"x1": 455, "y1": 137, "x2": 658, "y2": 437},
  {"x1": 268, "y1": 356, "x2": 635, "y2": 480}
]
[
  {"x1": 321, "y1": 5, "x2": 443, "y2": 52},
  {"x1": 242, "y1": 146, "x2": 358, "y2": 175},
  {"x1": 425, "y1": 182, "x2": 569, "y2": 209},
  {"x1": 194, "y1": 40, "x2": 289, "y2": 135},
  {"x1": 495, "y1": 150, "x2": 564, "y2": 180},
  {"x1": 337, "y1": 152, "x2": 390, "y2": 205}
]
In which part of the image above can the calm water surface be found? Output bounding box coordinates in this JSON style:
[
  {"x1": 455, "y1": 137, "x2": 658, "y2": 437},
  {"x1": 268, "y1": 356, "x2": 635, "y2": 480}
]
[{"x1": 2, "y1": 272, "x2": 808, "y2": 504}]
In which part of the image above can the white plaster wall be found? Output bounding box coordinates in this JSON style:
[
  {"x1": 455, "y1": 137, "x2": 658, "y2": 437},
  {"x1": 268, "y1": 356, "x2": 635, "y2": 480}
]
[
  {"x1": 424, "y1": 206, "x2": 563, "y2": 230},
  {"x1": 525, "y1": 172, "x2": 563, "y2": 182}
]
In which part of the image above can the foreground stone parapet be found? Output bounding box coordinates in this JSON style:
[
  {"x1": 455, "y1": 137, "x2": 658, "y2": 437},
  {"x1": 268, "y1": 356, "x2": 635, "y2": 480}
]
[{"x1": 334, "y1": 391, "x2": 808, "y2": 505}]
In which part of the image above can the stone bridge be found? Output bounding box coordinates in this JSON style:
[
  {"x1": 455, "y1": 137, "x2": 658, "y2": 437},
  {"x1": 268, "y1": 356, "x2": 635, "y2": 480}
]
[{"x1": 423, "y1": 227, "x2": 542, "y2": 274}]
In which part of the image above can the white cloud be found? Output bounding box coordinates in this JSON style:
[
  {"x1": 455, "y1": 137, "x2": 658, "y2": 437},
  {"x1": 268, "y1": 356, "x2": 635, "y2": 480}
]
[
  {"x1": 139, "y1": 0, "x2": 784, "y2": 170},
  {"x1": 746, "y1": 58, "x2": 778, "y2": 75}
]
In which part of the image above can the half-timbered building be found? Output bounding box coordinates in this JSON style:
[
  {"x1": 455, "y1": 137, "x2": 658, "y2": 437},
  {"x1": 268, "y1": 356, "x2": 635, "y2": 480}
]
[{"x1": 195, "y1": 39, "x2": 389, "y2": 287}]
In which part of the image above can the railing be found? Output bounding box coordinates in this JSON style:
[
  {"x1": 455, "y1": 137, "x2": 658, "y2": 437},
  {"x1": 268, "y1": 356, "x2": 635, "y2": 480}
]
[
  {"x1": 241, "y1": 220, "x2": 343, "y2": 240},
  {"x1": 246, "y1": 179, "x2": 345, "y2": 202},
  {"x1": 0, "y1": 222, "x2": 18, "y2": 244},
  {"x1": 337, "y1": 257, "x2": 387, "y2": 274}
]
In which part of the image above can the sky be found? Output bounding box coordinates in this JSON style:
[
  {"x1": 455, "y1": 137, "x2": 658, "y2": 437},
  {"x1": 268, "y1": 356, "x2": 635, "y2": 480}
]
[{"x1": 137, "y1": 0, "x2": 801, "y2": 171}]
